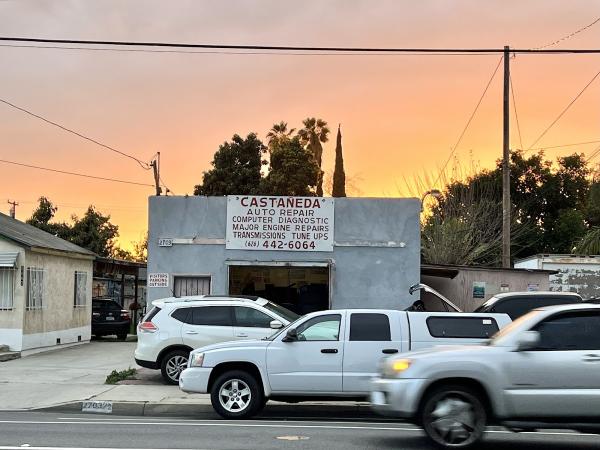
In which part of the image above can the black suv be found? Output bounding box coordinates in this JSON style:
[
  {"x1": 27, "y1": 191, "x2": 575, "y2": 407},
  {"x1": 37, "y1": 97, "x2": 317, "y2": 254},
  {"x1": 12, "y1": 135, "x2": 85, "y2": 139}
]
[
  {"x1": 92, "y1": 298, "x2": 131, "y2": 340},
  {"x1": 473, "y1": 291, "x2": 583, "y2": 320}
]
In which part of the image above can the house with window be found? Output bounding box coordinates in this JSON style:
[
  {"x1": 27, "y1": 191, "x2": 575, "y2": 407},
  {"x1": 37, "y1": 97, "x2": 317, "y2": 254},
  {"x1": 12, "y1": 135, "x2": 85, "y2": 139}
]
[{"x1": 0, "y1": 212, "x2": 95, "y2": 355}]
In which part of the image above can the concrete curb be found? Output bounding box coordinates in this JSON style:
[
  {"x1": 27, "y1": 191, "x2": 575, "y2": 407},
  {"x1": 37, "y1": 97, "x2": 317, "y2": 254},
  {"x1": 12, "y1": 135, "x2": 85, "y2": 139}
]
[{"x1": 35, "y1": 401, "x2": 379, "y2": 419}]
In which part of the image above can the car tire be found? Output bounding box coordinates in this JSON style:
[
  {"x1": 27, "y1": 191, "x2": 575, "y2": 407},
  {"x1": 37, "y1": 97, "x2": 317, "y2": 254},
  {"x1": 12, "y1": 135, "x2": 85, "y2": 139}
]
[
  {"x1": 160, "y1": 349, "x2": 189, "y2": 385},
  {"x1": 210, "y1": 370, "x2": 263, "y2": 419},
  {"x1": 420, "y1": 384, "x2": 487, "y2": 449}
]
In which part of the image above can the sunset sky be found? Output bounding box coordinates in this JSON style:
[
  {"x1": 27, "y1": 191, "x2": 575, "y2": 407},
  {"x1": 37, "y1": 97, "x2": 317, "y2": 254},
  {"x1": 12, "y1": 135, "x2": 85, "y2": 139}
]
[{"x1": 1, "y1": 0, "x2": 599, "y2": 249}]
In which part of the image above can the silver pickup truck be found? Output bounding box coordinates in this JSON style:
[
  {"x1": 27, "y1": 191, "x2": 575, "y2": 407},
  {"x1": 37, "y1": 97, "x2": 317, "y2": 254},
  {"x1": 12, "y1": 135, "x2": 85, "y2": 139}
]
[
  {"x1": 371, "y1": 303, "x2": 600, "y2": 448},
  {"x1": 179, "y1": 308, "x2": 510, "y2": 418}
]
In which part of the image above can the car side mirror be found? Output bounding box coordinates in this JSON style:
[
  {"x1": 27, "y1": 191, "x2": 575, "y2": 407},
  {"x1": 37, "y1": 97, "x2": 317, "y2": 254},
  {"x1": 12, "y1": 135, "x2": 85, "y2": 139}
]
[
  {"x1": 270, "y1": 320, "x2": 283, "y2": 329},
  {"x1": 516, "y1": 331, "x2": 540, "y2": 351},
  {"x1": 282, "y1": 328, "x2": 298, "y2": 342}
]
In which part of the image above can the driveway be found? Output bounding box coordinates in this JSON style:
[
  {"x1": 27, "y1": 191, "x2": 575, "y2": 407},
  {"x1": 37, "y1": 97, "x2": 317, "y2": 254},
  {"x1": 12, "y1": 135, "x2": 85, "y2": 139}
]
[{"x1": 0, "y1": 340, "x2": 141, "y2": 409}]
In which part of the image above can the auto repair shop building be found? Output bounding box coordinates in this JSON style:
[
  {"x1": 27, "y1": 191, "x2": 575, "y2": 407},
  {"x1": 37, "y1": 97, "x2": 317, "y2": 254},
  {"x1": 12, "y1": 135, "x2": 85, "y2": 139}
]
[{"x1": 147, "y1": 195, "x2": 420, "y2": 313}]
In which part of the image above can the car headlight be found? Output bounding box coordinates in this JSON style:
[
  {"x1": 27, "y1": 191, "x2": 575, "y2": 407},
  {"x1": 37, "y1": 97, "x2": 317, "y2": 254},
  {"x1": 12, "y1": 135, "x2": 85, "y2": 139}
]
[
  {"x1": 382, "y1": 358, "x2": 412, "y2": 378},
  {"x1": 190, "y1": 352, "x2": 205, "y2": 367}
]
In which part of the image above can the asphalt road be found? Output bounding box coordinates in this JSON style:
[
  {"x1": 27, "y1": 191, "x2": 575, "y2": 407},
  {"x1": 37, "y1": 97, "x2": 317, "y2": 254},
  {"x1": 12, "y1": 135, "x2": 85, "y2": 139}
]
[{"x1": 0, "y1": 412, "x2": 599, "y2": 450}]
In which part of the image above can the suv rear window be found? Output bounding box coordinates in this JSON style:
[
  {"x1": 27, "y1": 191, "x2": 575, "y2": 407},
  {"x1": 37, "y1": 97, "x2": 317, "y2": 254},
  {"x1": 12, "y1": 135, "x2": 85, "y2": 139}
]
[
  {"x1": 427, "y1": 317, "x2": 499, "y2": 338},
  {"x1": 191, "y1": 306, "x2": 233, "y2": 326},
  {"x1": 349, "y1": 313, "x2": 391, "y2": 341},
  {"x1": 143, "y1": 306, "x2": 161, "y2": 322},
  {"x1": 493, "y1": 296, "x2": 581, "y2": 320}
]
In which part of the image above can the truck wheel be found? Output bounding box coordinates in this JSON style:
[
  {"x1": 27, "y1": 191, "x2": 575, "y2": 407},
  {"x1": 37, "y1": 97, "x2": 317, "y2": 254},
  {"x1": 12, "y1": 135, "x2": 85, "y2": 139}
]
[
  {"x1": 160, "y1": 349, "x2": 189, "y2": 385},
  {"x1": 210, "y1": 370, "x2": 263, "y2": 419},
  {"x1": 420, "y1": 384, "x2": 487, "y2": 449}
]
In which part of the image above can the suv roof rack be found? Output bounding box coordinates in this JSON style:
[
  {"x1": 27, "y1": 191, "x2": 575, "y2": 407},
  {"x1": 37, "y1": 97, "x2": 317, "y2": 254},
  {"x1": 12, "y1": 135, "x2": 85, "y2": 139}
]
[
  {"x1": 203, "y1": 295, "x2": 260, "y2": 301},
  {"x1": 155, "y1": 295, "x2": 263, "y2": 304}
]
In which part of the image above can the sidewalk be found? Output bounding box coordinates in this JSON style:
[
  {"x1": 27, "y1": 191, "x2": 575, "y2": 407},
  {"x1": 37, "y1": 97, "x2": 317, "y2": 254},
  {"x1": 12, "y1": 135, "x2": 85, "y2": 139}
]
[{"x1": 0, "y1": 340, "x2": 373, "y2": 418}]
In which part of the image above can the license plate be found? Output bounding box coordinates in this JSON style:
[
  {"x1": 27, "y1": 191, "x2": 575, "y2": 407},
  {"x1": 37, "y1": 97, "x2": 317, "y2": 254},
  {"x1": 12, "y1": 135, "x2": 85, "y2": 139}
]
[{"x1": 105, "y1": 316, "x2": 115, "y2": 321}]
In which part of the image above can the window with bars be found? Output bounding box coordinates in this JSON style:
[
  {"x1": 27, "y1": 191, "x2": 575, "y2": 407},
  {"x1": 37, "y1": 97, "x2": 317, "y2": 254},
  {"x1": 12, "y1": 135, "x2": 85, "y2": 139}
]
[
  {"x1": 0, "y1": 268, "x2": 15, "y2": 310},
  {"x1": 173, "y1": 276, "x2": 211, "y2": 297},
  {"x1": 74, "y1": 271, "x2": 87, "y2": 307},
  {"x1": 26, "y1": 268, "x2": 46, "y2": 310}
]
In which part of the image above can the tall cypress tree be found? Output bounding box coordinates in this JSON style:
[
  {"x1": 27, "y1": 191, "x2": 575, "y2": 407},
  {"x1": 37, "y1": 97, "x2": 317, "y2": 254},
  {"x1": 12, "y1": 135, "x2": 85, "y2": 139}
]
[{"x1": 332, "y1": 124, "x2": 347, "y2": 197}]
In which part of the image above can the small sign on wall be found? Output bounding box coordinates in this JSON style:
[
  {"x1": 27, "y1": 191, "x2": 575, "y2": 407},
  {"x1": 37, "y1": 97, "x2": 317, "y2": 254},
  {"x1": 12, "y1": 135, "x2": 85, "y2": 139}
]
[
  {"x1": 158, "y1": 238, "x2": 173, "y2": 247},
  {"x1": 527, "y1": 283, "x2": 539, "y2": 292},
  {"x1": 148, "y1": 273, "x2": 169, "y2": 288},
  {"x1": 473, "y1": 281, "x2": 486, "y2": 299}
]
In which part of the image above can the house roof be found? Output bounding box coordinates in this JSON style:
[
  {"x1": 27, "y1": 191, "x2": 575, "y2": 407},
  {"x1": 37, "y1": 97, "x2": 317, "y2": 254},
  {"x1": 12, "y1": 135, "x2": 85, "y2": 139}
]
[{"x1": 0, "y1": 212, "x2": 96, "y2": 258}]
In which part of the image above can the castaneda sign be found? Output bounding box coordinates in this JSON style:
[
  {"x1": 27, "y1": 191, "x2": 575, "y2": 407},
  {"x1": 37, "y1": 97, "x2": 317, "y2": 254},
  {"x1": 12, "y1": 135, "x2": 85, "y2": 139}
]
[{"x1": 226, "y1": 195, "x2": 334, "y2": 252}]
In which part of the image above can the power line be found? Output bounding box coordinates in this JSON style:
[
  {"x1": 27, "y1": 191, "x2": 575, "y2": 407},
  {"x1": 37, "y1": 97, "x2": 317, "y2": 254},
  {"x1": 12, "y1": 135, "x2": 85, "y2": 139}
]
[
  {"x1": 158, "y1": 174, "x2": 175, "y2": 196},
  {"x1": 526, "y1": 68, "x2": 600, "y2": 151},
  {"x1": 535, "y1": 17, "x2": 600, "y2": 50},
  {"x1": 585, "y1": 143, "x2": 600, "y2": 163},
  {"x1": 1, "y1": 37, "x2": 600, "y2": 53},
  {"x1": 509, "y1": 74, "x2": 524, "y2": 150},
  {"x1": 527, "y1": 139, "x2": 600, "y2": 151},
  {"x1": 0, "y1": 158, "x2": 155, "y2": 187},
  {"x1": 432, "y1": 56, "x2": 504, "y2": 187},
  {"x1": 0, "y1": 44, "x2": 500, "y2": 57},
  {"x1": 0, "y1": 96, "x2": 151, "y2": 170}
]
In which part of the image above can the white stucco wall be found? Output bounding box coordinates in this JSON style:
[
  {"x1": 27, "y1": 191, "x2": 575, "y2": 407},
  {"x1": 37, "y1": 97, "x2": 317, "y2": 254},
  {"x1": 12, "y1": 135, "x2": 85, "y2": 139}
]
[
  {"x1": 21, "y1": 249, "x2": 93, "y2": 351},
  {"x1": 0, "y1": 238, "x2": 93, "y2": 352}
]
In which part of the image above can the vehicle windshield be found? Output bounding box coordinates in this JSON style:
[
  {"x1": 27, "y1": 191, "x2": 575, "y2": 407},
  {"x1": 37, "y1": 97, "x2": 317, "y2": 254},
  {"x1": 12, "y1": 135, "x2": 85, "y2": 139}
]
[
  {"x1": 489, "y1": 309, "x2": 544, "y2": 346},
  {"x1": 263, "y1": 315, "x2": 305, "y2": 341},
  {"x1": 263, "y1": 301, "x2": 300, "y2": 323}
]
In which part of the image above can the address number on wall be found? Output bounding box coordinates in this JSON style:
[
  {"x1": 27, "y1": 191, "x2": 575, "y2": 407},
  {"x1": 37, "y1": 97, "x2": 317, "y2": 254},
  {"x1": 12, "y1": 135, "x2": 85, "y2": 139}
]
[{"x1": 158, "y1": 238, "x2": 173, "y2": 247}]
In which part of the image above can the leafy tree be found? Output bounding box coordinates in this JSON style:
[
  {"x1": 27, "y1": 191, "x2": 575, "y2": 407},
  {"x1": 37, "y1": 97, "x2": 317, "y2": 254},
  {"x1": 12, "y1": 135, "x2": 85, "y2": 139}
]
[
  {"x1": 332, "y1": 125, "x2": 346, "y2": 197},
  {"x1": 69, "y1": 206, "x2": 119, "y2": 257},
  {"x1": 585, "y1": 182, "x2": 600, "y2": 227},
  {"x1": 194, "y1": 133, "x2": 267, "y2": 196},
  {"x1": 27, "y1": 197, "x2": 121, "y2": 257},
  {"x1": 298, "y1": 117, "x2": 330, "y2": 196},
  {"x1": 111, "y1": 235, "x2": 147, "y2": 262},
  {"x1": 423, "y1": 150, "x2": 594, "y2": 264},
  {"x1": 26, "y1": 197, "x2": 71, "y2": 238},
  {"x1": 266, "y1": 121, "x2": 295, "y2": 149},
  {"x1": 548, "y1": 209, "x2": 587, "y2": 253},
  {"x1": 260, "y1": 137, "x2": 320, "y2": 196}
]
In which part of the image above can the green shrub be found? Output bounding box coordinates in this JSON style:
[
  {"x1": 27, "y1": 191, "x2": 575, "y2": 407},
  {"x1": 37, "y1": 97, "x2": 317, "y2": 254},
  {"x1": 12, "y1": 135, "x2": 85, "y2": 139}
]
[{"x1": 105, "y1": 367, "x2": 137, "y2": 384}]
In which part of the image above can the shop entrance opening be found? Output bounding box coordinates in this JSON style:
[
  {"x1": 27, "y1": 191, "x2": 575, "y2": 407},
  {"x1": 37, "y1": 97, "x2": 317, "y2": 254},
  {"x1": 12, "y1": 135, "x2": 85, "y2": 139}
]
[{"x1": 228, "y1": 265, "x2": 329, "y2": 315}]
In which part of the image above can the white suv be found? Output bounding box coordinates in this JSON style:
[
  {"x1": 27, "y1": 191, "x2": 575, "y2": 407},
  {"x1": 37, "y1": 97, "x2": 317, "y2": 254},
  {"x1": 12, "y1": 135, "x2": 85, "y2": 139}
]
[{"x1": 134, "y1": 295, "x2": 298, "y2": 384}]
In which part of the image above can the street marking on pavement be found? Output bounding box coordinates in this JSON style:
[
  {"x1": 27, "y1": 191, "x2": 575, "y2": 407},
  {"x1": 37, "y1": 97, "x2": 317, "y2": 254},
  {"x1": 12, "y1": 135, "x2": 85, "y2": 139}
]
[
  {"x1": 0, "y1": 419, "x2": 598, "y2": 438},
  {"x1": 276, "y1": 435, "x2": 310, "y2": 441},
  {"x1": 57, "y1": 417, "x2": 410, "y2": 426},
  {"x1": 0, "y1": 447, "x2": 209, "y2": 450}
]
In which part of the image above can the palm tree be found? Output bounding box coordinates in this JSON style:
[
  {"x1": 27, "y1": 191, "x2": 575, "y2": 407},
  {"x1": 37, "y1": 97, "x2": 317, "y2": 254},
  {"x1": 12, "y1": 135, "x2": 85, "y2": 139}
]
[
  {"x1": 575, "y1": 227, "x2": 600, "y2": 255},
  {"x1": 298, "y1": 117, "x2": 330, "y2": 196},
  {"x1": 266, "y1": 121, "x2": 295, "y2": 148}
]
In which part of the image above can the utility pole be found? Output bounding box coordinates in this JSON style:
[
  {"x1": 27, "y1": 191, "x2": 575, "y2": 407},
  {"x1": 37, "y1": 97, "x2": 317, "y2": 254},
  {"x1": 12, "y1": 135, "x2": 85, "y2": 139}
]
[
  {"x1": 151, "y1": 152, "x2": 162, "y2": 196},
  {"x1": 7, "y1": 200, "x2": 18, "y2": 218},
  {"x1": 502, "y1": 46, "x2": 511, "y2": 268}
]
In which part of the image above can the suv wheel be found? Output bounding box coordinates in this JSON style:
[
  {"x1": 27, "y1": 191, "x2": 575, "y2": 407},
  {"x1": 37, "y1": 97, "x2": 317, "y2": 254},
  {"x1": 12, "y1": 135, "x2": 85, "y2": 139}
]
[
  {"x1": 420, "y1": 384, "x2": 487, "y2": 449},
  {"x1": 160, "y1": 349, "x2": 189, "y2": 384},
  {"x1": 210, "y1": 370, "x2": 263, "y2": 419}
]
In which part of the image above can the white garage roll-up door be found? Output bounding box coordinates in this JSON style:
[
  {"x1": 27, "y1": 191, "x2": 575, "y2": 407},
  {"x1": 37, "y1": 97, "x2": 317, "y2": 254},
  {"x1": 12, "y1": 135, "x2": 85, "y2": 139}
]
[{"x1": 173, "y1": 276, "x2": 211, "y2": 297}]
